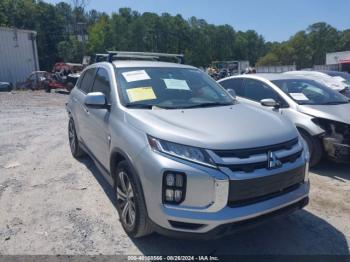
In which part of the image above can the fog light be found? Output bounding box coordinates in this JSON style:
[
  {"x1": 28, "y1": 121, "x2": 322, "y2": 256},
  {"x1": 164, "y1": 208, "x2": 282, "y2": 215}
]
[
  {"x1": 174, "y1": 190, "x2": 183, "y2": 202},
  {"x1": 165, "y1": 173, "x2": 175, "y2": 186},
  {"x1": 165, "y1": 189, "x2": 174, "y2": 202},
  {"x1": 175, "y1": 174, "x2": 183, "y2": 187},
  {"x1": 163, "y1": 172, "x2": 186, "y2": 204}
]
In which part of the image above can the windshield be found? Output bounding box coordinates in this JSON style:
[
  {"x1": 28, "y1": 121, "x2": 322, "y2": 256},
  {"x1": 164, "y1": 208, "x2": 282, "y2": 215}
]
[
  {"x1": 272, "y1": 79, "x2": 349, "y2": 105},
  {"x1": 116, "y1": 67, "x2": 234, "y2": 109}
]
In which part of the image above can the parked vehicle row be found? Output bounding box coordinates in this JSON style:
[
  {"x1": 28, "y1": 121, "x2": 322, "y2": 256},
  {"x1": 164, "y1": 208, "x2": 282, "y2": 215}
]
[
  {"x1": 66, "y1": 52, "x2": 310, "y2": 239},
  {"x1": 219, "y1": 74, "x2": 350, "y2": 166}
]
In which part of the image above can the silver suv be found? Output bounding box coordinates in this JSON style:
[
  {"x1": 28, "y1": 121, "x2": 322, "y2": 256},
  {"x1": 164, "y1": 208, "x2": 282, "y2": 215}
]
[{"x1": 66, "y1": 52, "x2": 310, "y2": 238}]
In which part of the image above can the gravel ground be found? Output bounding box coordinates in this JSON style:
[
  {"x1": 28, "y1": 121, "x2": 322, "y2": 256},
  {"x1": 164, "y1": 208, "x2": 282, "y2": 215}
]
[{"x1": 0, "y1": 91, "x2": 349, "y2": 255}]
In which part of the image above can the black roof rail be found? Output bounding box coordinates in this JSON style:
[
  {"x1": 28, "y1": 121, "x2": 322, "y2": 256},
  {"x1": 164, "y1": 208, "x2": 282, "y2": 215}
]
[{"x1": 106, "y1": 51, "x2": 184, "y2": 64}]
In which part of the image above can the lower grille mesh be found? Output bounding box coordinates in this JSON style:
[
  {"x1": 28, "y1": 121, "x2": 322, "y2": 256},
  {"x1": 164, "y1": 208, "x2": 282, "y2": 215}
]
[{"x1": 227, "y1": 165, "x2": 305, "y2": 207}]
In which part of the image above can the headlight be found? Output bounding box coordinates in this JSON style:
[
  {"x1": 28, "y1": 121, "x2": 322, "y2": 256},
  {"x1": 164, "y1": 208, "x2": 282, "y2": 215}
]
[{"x1": 148, "y1": 136, "x2": 217, "y2": 168}]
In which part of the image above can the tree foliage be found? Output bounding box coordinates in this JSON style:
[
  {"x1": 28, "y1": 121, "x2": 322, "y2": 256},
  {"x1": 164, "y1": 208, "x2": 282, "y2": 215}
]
[
  {"x1": 0, "y1": 1, "x2": 349, "y2": 70},
  {"x1": 257, "y1": 22, "x2": 347, "y2": 69}
]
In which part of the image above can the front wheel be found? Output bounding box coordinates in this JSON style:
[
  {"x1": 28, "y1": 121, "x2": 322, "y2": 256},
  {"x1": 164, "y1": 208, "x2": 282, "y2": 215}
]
[
  {"x1": 114, "y1": 161, "x2": 152, "y2": 238},
  {"x1": 300, "y1": 130, "x2": 323, "y2": 167}
]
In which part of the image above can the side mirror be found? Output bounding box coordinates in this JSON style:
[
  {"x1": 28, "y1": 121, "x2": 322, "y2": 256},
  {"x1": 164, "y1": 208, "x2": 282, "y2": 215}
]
[
  {"x1": 260, "y1": 98, "x2": 280, "y2": 108},
  {"x1": 84, "y1": 92, "x2": 110, "y2": 109},
  {"x1": 226, "y1": 88, "x2": 236, "y2": 98}
]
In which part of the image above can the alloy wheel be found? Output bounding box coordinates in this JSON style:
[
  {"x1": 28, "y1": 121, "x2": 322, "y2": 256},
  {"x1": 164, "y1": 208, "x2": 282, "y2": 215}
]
[{"x1": 116, "y1": 171, "x2": 136, "y2": 229}]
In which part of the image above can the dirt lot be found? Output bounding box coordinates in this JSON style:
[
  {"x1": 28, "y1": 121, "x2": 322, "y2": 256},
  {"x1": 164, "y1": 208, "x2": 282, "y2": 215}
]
[{"x1": 0, "y1": 91, "x2": 349, "y2": 255}]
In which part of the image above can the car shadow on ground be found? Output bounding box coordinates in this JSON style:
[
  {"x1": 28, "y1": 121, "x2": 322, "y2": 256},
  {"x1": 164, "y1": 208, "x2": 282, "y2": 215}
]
[
  {"x1": 311, "y1": 159, "x2": 350, "y2": 181},
  {"x1": 54, "y1": 90, "x2": 70, "y2": 95},
  {"x1": 78, "y1": 156, "x2": 349, "y2": 255},
  {"x1": 77, "y1": 156, "x2": 118, "y2": 209},
  {"x1": 132, "y1": 210, "x2": 349, "y2": 255}
]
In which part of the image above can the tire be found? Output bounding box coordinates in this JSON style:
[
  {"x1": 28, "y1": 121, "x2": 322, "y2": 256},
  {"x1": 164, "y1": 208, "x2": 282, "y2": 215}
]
[
  {"x1": 114, "y1": 160, "x2": 152, "y2": 238},
  {"x1": 68, "y1": 118, "x2": 86, "y2": 158},
  {"x1": 300, "y1": 130, "x2": 322, "y2": 167}
]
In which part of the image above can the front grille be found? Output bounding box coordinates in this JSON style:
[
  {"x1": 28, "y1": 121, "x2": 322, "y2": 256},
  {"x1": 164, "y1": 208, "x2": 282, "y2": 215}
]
[
  {"x1": 214, "y1": 137, "x2": 298, "y2": 158},
  {"x1": 227, "y1": 150, "x2": 303, "y2": 173},
  {"x1": 227, "y1": 165, "x2": 305, "y2": 207}
]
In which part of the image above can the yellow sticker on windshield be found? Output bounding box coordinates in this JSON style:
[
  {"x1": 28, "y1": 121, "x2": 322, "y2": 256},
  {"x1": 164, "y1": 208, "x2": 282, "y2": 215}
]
[{"x1": 126, "y1": 86, "x2": 156, "y2": 102}]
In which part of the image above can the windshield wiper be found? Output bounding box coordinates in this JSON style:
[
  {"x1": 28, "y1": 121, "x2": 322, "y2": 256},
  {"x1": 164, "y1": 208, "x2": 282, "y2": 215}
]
[
  {"x1": 124, "y1": 103, "x2": 153, "y2": 109},
  {"x1": 179, "y1": 102, "x2": 234, "y2": 109},
  {"x1": 125, "y1": 103, "x2": 173, "y2": 109}
]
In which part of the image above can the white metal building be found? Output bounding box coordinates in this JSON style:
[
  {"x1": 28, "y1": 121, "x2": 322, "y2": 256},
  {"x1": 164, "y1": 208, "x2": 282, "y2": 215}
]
[
  {"x1": 326, "y1": 51, "x2": 350, "y2": 65},
  {"x1": 0, "y1": 27, "x2": 39, "y2": 85}
]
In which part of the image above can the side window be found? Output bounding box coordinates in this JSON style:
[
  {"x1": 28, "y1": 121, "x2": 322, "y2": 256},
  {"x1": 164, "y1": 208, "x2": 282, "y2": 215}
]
[
  {"x1": 91, "y1": 68, "x2": 111, "y2": 103},
  {"x1": 79, "y1": 68, "x2": 96, "y2": 93},
  {"x1": 76, "y1": 71, "x2": 85, "y2": 90},
  {"x1": 243, "y1": 79, "x2": 286, "y2": 106},
  {"x1": 219, "y1": 78, "x2": 244, "y2": 96}
]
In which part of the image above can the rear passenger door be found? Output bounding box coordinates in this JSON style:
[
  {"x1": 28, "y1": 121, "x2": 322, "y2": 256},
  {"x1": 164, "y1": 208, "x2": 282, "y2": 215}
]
[{"x1": 84, "y1": 67, "x2": 111, "y2": 169}]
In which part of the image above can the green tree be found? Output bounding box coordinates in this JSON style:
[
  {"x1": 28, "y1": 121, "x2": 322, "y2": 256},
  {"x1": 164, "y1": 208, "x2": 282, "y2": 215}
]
[
  {"x1": 307, "y1": 22, "x2": 339, "y2": 65},
  {"x1": 57, "y1": 36, "x2": 83, "y2": 62},
  {"x1": 86, "y1": 15, "x2": 112, "y2": 54}
]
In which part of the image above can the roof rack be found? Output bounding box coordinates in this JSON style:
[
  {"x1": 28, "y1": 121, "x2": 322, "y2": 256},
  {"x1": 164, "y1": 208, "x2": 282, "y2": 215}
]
[{"x1": 106, "y1": 51, "x2": 184, "y2": 64}]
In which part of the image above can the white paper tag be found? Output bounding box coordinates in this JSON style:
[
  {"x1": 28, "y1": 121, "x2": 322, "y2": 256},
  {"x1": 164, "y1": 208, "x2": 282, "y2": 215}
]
[
  {"x1": 289, "y1": 93, "x2": 309, "y2": 101},
  {"x1": 163, "y1": 79, "x2": 190, "y2": 90},
  {"x1": 122, "y1": 70, "x2": 151, "y2": 82}
]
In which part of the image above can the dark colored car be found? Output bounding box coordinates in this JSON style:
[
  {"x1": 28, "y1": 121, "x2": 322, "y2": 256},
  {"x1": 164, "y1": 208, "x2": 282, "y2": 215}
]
[{"x1": 0, "y1": 82, "x2": 13, "y2": 92}]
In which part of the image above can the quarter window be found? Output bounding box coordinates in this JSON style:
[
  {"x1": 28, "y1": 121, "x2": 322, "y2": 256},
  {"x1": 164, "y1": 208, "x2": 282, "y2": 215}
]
[{"x1": 91, "y1": 68, "x2": 111, "y2": 103}]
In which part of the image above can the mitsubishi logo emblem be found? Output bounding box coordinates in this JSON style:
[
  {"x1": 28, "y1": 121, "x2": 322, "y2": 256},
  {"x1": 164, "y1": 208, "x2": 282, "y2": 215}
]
[{"x1": 267, "y1": 151, "x2": 282, "y2": 169}]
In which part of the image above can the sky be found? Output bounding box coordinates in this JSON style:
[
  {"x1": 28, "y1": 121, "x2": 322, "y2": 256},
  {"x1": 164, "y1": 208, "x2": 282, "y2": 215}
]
[{"x1": 45, "y1": 0, "x2": 350, "y2": 42}]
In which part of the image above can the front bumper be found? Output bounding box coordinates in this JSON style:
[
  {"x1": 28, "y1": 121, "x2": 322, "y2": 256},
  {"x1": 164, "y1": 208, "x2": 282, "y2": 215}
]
[
  {"x1": 135, "y1": 146, "x2": 309, "y2": 236},
  {"x1": 150, "y1": 197, "x2": 309, "y2": 239},
  {"x1": 323, "y1": 137, "x2": 350, "y2": 163}
]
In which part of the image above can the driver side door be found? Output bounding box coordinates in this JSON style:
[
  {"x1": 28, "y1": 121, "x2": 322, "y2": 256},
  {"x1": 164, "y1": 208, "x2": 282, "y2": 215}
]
[{"x1": 240, "y1": 78, "x2": 288, "y2": 111}]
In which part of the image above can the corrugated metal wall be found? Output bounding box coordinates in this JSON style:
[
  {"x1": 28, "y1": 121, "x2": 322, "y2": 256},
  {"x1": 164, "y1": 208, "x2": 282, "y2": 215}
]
[
  {"x1": 0, "y1": 27, "x2": 39, "y2": 85},
  {"x1": 256, "y1": 65, "x2": 296, "y2": 73}
]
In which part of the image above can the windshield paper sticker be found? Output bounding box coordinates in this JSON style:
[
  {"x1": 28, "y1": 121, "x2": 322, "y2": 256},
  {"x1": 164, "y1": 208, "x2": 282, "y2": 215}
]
[
  {"x1": 163, "y1": 79, "x2": 190, "y2": 90},
  {"x1": 289, "y1": 93, "x2": 309, "y2": 101},
  {"x1": 122, "y1": 70, "x2": 151, "y2": 82},
  {"x1": 126, "y1": 87, "x2": 156, "y2": 102}
]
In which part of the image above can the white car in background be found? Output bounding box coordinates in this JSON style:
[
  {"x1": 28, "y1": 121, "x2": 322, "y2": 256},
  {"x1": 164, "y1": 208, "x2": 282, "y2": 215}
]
[
  {"x1": 218, "y1": 74, "x2": 350, "y2": 167},
  {"x1": 284, "y1": 71, "x2": 349, "y2": 93}
]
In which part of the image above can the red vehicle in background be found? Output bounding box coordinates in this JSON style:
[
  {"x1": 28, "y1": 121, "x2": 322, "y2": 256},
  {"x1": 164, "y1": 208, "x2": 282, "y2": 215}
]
[{"x1": 45, "y1": 62, "x2": 84, "y2": 93}]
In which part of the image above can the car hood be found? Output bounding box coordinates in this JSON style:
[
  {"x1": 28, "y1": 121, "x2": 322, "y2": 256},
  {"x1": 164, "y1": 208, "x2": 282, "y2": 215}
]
[
  {"x1": 298, "y1": 103, "x2": 350, "y2": 124},
  {"x1": 125, "y1": 103, "x2": 298, "y2": 150}
]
